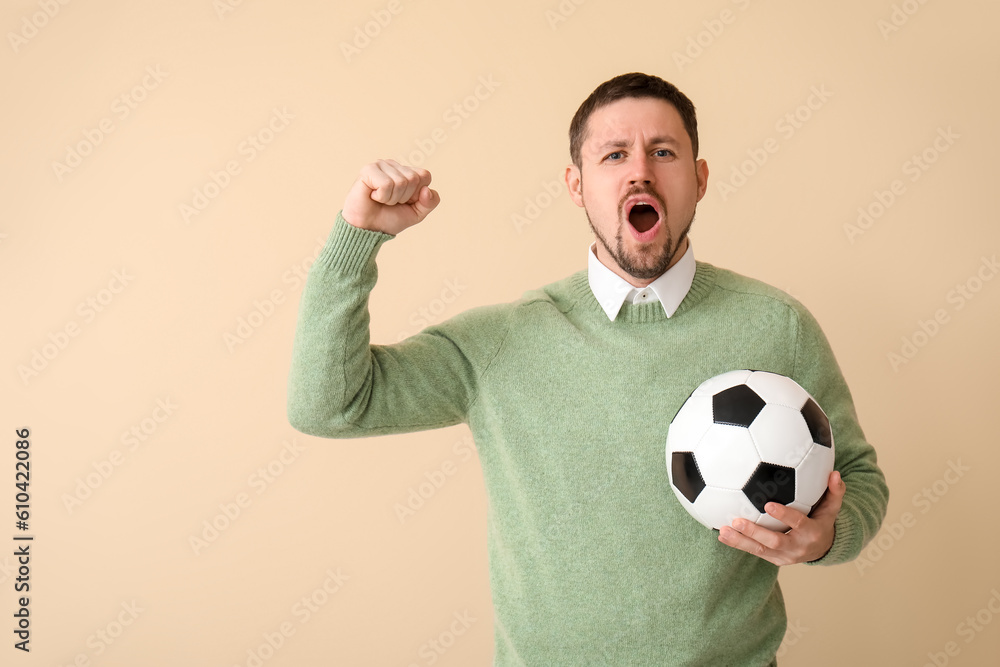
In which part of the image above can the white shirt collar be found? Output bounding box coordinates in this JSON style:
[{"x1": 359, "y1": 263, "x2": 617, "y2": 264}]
[{"x1": 587, "y1": 241, "x2": 696, "y2": 321}]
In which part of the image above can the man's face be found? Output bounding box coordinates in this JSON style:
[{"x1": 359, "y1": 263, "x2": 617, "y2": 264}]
[{"x1": 565, "y1": 97, "x2": 709, "y2": 286}]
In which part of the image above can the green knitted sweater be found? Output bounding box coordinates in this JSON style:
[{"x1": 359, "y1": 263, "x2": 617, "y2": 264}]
[{"x1": 287, "y1": 212, "x2": 889, "y2": 666}]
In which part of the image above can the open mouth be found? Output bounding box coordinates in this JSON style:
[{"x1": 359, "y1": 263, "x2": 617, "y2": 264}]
[
  {"x1": 624, "y1": 196, "x2": 663, "y2": 240},
  {"x1": 628, "y1": 203, "x2": 659, "y2": 233}
]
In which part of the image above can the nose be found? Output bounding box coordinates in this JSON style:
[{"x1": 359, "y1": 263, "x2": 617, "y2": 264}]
[{"x1": 628, "y1": 154, "x2": 655, "y2": 185}]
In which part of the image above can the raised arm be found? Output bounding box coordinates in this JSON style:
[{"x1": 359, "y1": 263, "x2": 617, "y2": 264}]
[{"x1": 287, "y1": 160, "x2": 511, "y2": 439}]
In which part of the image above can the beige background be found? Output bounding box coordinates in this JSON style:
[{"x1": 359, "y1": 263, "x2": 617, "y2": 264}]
[{"x1": 2, "y1": 0, "x2": 998, "y2": 665}]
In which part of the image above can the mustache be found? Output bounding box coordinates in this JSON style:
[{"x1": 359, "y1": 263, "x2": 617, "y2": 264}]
[{"x1": 618, "y1": 187, "x2": 666, "y2": 215}]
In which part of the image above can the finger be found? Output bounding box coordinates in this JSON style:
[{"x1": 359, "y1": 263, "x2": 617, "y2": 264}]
[
  {"x1": 386, "y1": 160, "x2": 424, "y2": 205},
  {"x1": 811, "y1": 471, "x2": 846, "y2": 520},
  {"x1": 764, "y1": 501, "x2": 807, "y2": 531},
  {"x1": 718, "y1": 526, "x2": 774, "y2": 563},
  {"x1": 731, "y1": 518, "x2": 786, "y2": 551},
  {"x1": 831, "y1": 470, "x2": 845, "y2": 497},
  {"x1": 366, "y1": 159, "x2": 419, "y2": 205},
  {"x1": 373, "y1": 159, "x2": 411, "y2": 205},
  {"x1": 361, "y1": 161, "x2": 399, "y2": 205},
  {"x1": 404, "y1": 167, "x2": 433, "y2": 204},
  {"x1": 408, "y1": 186, "x2": 440, "y2": 220},
  {"x1": 384, "y1": 162, "x2": 431, "y2": 206}
]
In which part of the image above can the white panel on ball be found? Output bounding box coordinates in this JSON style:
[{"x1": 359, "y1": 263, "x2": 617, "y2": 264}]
[
  {"x1": 693, "y1": 486, "x2": 760, "y2": 530},
  {"x1": 691, "y1": 369, "x2": 753, "y2": 398},
  {"x1": 665, "y1": 394, "x2": 713, "y2": 453},
  {"x1": 749, "y1": 404, "x2": 815, "y2": 468},
  {"x1": 795, "y1": 444, "x2": 836, "y2": 507},
  {"x1": 745, "y1": 370, "x2": 810, "y2": 409},
  {"x1": 693, "y1": 426, "x2": 761, "y2": 489}
]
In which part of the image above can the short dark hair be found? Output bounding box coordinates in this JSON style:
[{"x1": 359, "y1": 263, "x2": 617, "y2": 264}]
[{"x1": 569, "y1": 72, "x2": 699, "y2": 168}]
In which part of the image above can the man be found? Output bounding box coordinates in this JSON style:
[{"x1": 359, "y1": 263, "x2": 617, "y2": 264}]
[{"x1": 287, "y1": 72, "x2": 888, "y2": 665}]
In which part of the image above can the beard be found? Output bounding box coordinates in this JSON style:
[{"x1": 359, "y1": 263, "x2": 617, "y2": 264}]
[{"x1": 585, "y1": 190, "x2": 695, "y2": 281}]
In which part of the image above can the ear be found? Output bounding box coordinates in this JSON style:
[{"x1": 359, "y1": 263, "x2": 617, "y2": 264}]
[
  {"x1": 694, "y1": 158, "x2": 709, "y2": 202},
  {"x1": 565, "y1": 164, "x2": 585, "y2": 207}
]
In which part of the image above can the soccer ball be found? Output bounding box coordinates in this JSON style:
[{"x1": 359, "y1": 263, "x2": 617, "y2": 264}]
[{"x1": 666, "y1": 370, "x2": 835, "y2": 532}]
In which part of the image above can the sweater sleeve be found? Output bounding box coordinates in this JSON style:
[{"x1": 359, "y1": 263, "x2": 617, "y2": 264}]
[
  {"x1": 789, "y1": 304, "x2": 889, "y2": 566},
  {"x1": 286, "y1": 211, "x2": 511, "y2": 439}
]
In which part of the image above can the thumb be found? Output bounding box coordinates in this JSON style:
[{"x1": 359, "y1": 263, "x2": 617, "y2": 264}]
[
  {"x1": 409, "y1": 186, "x2": 440, "y2": 221},
  {"x1": 830, "y1": 470, "x2": 845, "y2": 499},
  {"x1": 812, "y1": 471, "x2": 845, "y2": 519}
]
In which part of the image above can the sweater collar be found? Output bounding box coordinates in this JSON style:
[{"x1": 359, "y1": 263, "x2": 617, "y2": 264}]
[{"x1": 587, "y1": 241, "x2": 696, "y2": 321}]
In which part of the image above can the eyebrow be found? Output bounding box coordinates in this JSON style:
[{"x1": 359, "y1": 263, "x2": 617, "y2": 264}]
[{"x1": 595, "y1": 136, "x2": 682, "y2": 152}]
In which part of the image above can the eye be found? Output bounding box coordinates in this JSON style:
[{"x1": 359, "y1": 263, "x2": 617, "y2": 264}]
[
  {"x1": 604, "y1": 151, "x2": 624, "y2": 162},
  {"x1": 654, "y1": 148, "x2": 675, "y2": 158}
]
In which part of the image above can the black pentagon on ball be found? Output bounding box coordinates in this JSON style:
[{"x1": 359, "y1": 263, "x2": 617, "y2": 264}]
[
  {"x1": 712, "y1": 384, "x2": 766, "y2": 428},
  {"x1": 671, "y1": 451, "x2": 706, "y2": 504},
  {"x1": 742, "y1": 462, "x2": 796, "y2": 513},
  {"x1": 801, "y1": 398, "x2": 833, "y2": 448}
]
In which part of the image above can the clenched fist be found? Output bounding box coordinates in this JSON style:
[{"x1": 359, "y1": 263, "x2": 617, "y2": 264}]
[{"x1": 341, "y1": 159, "x2": 440, "y2": 235}]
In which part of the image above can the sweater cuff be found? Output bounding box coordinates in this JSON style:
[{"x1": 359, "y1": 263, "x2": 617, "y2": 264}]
[
  {"x1": 313, "y1": 210, "x2": 395, "y2": 276},
  {"x1": 805, "y1": 498, "x2": 862, "y2": 566}
]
